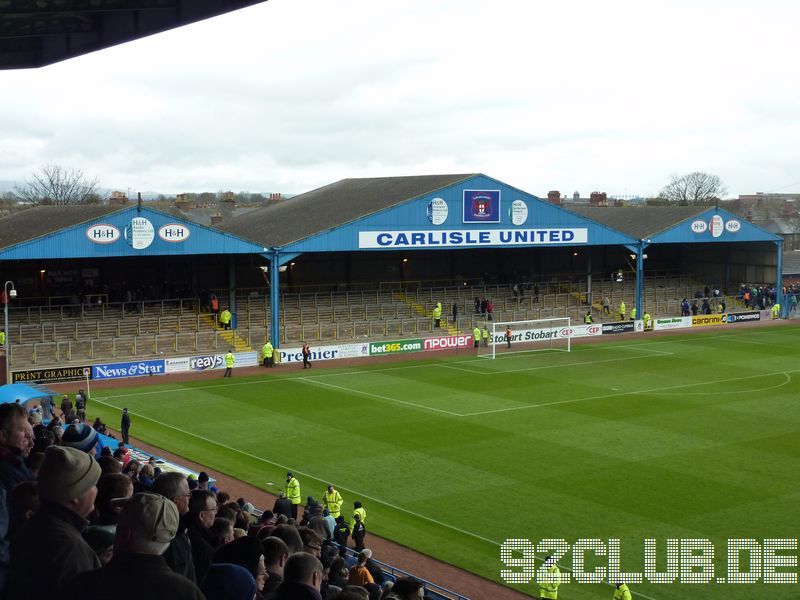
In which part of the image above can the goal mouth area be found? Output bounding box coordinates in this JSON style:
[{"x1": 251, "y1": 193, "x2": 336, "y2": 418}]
[{"x1": 477, "y1": 317, "x2": 571, "y2": 359}]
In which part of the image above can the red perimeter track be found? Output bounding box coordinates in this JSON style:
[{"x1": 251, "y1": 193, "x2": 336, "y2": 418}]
[{"x1": 50, "y1": 318, "x2": 793, "y2": 600}]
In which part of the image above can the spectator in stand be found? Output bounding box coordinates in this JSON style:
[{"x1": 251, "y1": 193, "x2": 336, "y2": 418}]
[
  {"x1": 137, "y1": 463, "x2": 156, "y2": 491},
  {"x1": 82, "y1": 525, "x2": 115, "y2": 566},
  {"x1": 202, "y1": 563, "x2": 257, "y2": 600},
  {"x1": 486, "y1": 298, "x2": 493, "y2": 321},
  {"x1": 384, "y1": 577, "x2": 425, "y2": 599},
  {"x1": 262, "y1": 536, "x2": 290, "y2": 596},
  {"x1": 273, "y1": 491, "x2": 293, "y2": 519},
  {"x1": 152, "y1": 471, "x2": 196, "y2": 583},
  {"x1": 210, "y1": 517, "x2": 235, "y2": 548},
  {"x1": 271, "y1": 552, "x2": 324, "y2": 600},
  {"x1": 186, "y1": 489, "x2": 217, "y2": 583},
  {"x1": 7, "y1": 446, "x2": 101, "y2": 600},
  {"x1": 270, "y1": 523, "x2": 304, "y2": 553},
  {"x1": 0, "y1": 403, "x2": 35, "y2": 593},
  {"x1": 98, "y1": 455, "x2": 123, "y2": 474},
  {"x1": 8, "y1": 480, "x2": 38, "y2": 540},
  {"x1": 212, "y1": 535, "x2": 268, "y2": 595},
  {"x1": 328, "y1": 556, "x2": 350, "y2": 590},
  {"x1": 61, "y1": 422, "x2": 99, "y2": 455},
  {"x1": 299, "y1": 527, "x2": 323, "y2": 559},
  {"x1": 362, "y1": 548, "x2": 384, "y2": 586},
  {"x1": 91, "y1": 473, "x2": 134, "y2": 526},
  {"x1": 63, "y1": 492, "x2": 205, "y2": 600},
  {"x1": 322, "y1": 508, "x2": 335, "y2": 539},
  {"x1": 92, "y1": 417, "x2": 108, "y2": 435},
  {"x1": 349, "y1": 551, "x2": 375, "y2": 586},
  {"x1": 338, "y1": 587, "x2": 371, "y2": 600}
]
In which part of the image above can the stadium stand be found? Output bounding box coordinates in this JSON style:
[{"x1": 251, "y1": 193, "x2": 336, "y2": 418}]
[{"x1": 4, "y1": 274, "x2": 755, "y2": 369}]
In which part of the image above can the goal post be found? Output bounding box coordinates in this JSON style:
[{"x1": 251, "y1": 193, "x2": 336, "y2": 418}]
[{"x1": 477, "y1": 317, "x2": 571, "y2": 359}]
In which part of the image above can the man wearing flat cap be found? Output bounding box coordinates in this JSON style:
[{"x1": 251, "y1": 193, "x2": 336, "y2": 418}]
[
  {"x1": 64, "y1": 492, "x2": 205, "y2": 600},
  {"x1": 7, "y1": 445, "x2": 101, "y2": 600}
]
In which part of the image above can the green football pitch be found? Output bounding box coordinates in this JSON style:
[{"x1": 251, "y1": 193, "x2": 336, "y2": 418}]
[{"x1": 90, "y1": 323, "x2": 800, "y2": 599}]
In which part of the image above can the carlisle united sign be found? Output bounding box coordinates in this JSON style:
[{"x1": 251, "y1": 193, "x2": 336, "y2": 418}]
[{"x1": 358, "y1": 228, "x2": 588, "y2": 249}]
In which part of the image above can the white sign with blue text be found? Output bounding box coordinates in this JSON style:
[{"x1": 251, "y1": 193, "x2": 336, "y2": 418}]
[{"x1": 359, "y1": 228, "x2": 588, "y2": 249}]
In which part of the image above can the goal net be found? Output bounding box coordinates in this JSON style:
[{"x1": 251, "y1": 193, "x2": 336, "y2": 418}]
[{"x1": 477, "y1": 317, "x2": 571, "y2": 359}]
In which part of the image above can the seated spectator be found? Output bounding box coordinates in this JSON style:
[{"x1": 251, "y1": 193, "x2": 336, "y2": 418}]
[
  {"x1": 261, "y1": 536, "x2": 290, "y2": 596},
  {"x1": 273, "y1": 491, "x2": 293, "y2": 519},
  {"x1": 383, "y1": 577, "x2": 425, "y2": 599},
  {"x1": 212, "y1": 535, "x2": 267, "y2": 594},
  {"x1": 97, "y1": 454, "x2": 123, "y2": 474},
  {"x1": 187, "y1": 489, "x2": 217, "y2": 582},
  {"x1": 299, "y1": 527, "x2": 323, "y2": 559},
  {"x1": 201, "y1": 563, "x2": 256, "y2": 600},
  {"x1": 82, "y1": 525, "x2": 115, "y2": 566},
  {"x1": 25, "y1": 450, "x2": 45, "y2": 476},
  {"x1": 63, "y1": 492, "x2": 205, "y2": 600},
  {"x1": 328, "y1": 556, "x2": 349, "y2": 590},
  {"x1": 8, "y1": 480, "x2": 38, "y2": 539},
  {"x1": 338, "y1": 586, "x2": 370, "y2": 600},
  {"x1": 271, "y1": 523, "x2": 303, "y2": 553},
  {"x1": 136, "y1": 463, "x2": 156, "y2": 492},
  {"x1": 349, "y1": 551, "x2": 374, "y2": 586},
  {"x1": 61, "y1": 423, "x2": 99, "y2": 455},
  {"x1": 91, "y1": 473, "x2": 134, "y2": 526},
  {"x1": 271, "y1": 552, "x2": 324, "y2": 600},
  {"x1": 7, "y1": 446, "x2": 101, "y2": 599},
  {"x1": 152, "y1": 471, "x2": 195, "y2": 582},
  {"x1": 362, "y1": 548, "x2": 384, "y2": 586},
  {"x1": 210, "y1": 517, "x2": 235, "y2": 548}
]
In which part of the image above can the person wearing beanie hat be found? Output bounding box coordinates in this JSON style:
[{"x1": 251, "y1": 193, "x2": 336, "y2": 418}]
[
  {"x1": 61, "y1": 422, "x2": 99, "y2": 454},
  {"x1": 63, "y1": 492, "x2": 205, "y2": 600},
  {"x1": 6, "y1": 446, "x2": 102, "y2": 600},
  {"x1": 202, "y1": 563, "x2": 257, "y2": 600},
  {"x1": 212, "y1": 536, "x2": 267, "y2": 593}
]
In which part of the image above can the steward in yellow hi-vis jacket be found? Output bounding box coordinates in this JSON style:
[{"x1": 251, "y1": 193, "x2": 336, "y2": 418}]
[
  {"x1": 539, "y1": 556, "x2": 560, "y2": 599},
  {"x1": 285, "y1": 471, "x2": 301, "y2": 519},
  {"x1": 473, "y1": 326, "x2": 481, "y2": 348},
  {"x1": 613, "y1": 582, "x2": 632, "y2": 600},
  {"x1": 432, "y1": 302, "x2": 442, "y2": 328},
  {"x1": 619, "y1": 301, "x2": 626, "y2": 321},
  {"x1": 324, "y1": 484, "x2": 343, "y2": 518}
]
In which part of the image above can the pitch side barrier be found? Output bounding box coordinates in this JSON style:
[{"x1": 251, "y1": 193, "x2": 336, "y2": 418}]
[{"x1": 10, "y1": 313, "x2": 768, "y2": 383}]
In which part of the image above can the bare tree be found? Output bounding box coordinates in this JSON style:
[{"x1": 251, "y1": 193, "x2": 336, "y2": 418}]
[
  {"x1": 659, "y1": 172, "x2": 728, "y2": 206},
  {"x1": 13, "y1": 164, "x2": 99, "y2": 206}
]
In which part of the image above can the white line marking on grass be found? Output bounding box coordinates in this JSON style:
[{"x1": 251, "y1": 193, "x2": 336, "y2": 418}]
[
  {"x1": 463, "y1": 369, "x2": 800, "y2": 417},
  {"x1": 296, "y1": 377, "x2": 464, "y2": 417},
  {"x1": 100, "y1": 377, "x2": 286, "y2": 398},
  {"x1": 655, "y1": 372, "x2": 792, "y2": 396}
]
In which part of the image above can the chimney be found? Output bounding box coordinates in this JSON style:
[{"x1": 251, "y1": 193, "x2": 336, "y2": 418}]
[
  {"x1": 210, "y1": 213, "x2": 223, "y2": 225},
  {"x1": 590, "y1": 191, "x2": 608, "y2": 206},
  {"x1": 547, "y1": 190, "x2": 562, "y2": 206}
]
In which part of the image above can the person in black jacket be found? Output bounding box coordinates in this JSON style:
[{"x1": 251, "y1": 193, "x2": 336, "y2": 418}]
[
  {"x1": 332, "y1": 516, "x2": 350, "y2": 548},
  {"x1": 152, "y1": 472, "x2": 196, "y2": 582},
  {"x1": 186, "y1": 489, "x2": 217, "y2": 583},
  {"x1": 351, "y1": 513, "x2": 366, "y2": 552},
  {"x1": 273, "y1": 492, "x2": 293, "y2": 519},
  {"x1": 120, "y1": 408, "x2": 131, "y2": 445}
]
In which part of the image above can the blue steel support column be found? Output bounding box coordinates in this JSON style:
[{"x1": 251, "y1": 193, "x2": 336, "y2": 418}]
[
  {"x1": 636, "y1": 241, "x2": 645, "y2": 318},
  {"x1": 776, "y1": 240, "x2": 784, "y2": 317},
  {"x1": 270, "y1": 249, "x2": 281, "y2": 347}
]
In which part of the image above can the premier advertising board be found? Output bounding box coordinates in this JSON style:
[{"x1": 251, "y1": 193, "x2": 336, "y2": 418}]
[{"x1": 279, "y1": 343, "x2": 370, "y2": 364}]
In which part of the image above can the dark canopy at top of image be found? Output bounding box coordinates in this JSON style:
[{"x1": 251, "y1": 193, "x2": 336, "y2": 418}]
[{"x1": 0, "y1": 0, "x2": 269, "y2": 70}]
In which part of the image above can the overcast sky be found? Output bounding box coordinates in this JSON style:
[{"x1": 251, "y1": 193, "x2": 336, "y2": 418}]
[{"x1": 1, "y1": 0, "x2": 798, "y2": 198}]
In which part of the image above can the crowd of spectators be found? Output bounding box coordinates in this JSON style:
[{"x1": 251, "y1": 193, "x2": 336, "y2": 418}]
[{"x1": 0, "y1": 398, "x2": 434, "y2": 600}]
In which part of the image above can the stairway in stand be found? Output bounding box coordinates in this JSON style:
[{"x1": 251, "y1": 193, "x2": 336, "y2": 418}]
[{"x1": 200, "y1": 314, "x2": 253, "y2": 351}]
